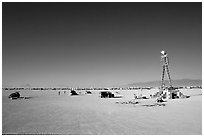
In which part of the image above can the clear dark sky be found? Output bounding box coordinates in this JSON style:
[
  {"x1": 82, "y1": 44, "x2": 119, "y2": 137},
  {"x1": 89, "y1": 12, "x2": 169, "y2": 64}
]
[{"x1": 2, "y1": 2, "x2": 202, "y2": 87}]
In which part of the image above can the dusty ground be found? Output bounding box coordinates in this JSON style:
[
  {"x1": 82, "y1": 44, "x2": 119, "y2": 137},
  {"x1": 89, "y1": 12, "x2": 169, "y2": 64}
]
[{"x1": 2, "y1": 89, "x2": 202, "y2": 135}]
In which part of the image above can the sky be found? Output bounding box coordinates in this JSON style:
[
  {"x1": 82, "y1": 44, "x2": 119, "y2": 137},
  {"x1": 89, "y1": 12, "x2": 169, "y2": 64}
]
[{"x1": 2, "y1": 2, "x2": 202, "y2": 87}]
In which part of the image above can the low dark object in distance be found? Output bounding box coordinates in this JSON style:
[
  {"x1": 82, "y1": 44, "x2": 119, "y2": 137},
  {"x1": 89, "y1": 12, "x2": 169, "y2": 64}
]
[
  {"x1": 8, "y1": 92, "x2": 20, "y2": 99},
  {"x1": 156, "y1": 98, "x2": 166, "y2": 103},
  {"x1": 86, "y1": 91, "x2": 92, "y2": 94},
  {"x1": 70, "y1": 90, "x2": 78, "y2": 96},
  {"x1": 140, "y1": 96, "x2": 149, "y2": 99}
]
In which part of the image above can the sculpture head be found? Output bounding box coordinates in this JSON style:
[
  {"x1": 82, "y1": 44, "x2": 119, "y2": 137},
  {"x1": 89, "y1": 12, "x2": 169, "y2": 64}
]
[{"x1": 160, "y1": 50, "x2": 167, "y2": 55}]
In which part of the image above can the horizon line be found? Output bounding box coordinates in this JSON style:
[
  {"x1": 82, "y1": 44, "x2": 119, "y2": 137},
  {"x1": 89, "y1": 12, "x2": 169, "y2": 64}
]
[{"x1": 2, "y1": 78, "x2": 202, "y2": 88}]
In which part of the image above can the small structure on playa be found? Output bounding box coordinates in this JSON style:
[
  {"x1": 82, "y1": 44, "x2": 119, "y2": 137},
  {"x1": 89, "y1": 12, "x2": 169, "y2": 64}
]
[
  {"x1": 100, "y1": 91, "x2": 123, "y2": 98},
  {"x1": 70, "y1": 90, "x2": 78, "y2": 96},
  {"x1": 8, "y1": 92, "x2": 20, "y2": 99},
  {"x1": 100, "y1": 91, "x2": 114, "y2": 98},
  {"x1": 154, "y1": 50, "x2": 190, "y2": 101}
]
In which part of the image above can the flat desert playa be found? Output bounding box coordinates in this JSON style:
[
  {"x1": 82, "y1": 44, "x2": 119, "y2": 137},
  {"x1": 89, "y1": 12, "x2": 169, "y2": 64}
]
[{"x1": 2, "y1": 89, "x2": 202, "y2": 135}]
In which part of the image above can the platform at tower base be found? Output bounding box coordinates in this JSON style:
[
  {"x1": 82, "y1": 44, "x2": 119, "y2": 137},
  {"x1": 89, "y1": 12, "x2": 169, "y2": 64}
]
[{"x1": 153, "y1": 87, "x2": 190, "y2": 100}]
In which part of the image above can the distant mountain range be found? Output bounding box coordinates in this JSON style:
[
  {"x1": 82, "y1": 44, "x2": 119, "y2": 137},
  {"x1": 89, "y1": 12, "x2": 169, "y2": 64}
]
[{"x1": 127, "y1": 79, "x2": 202, "y2": 87}]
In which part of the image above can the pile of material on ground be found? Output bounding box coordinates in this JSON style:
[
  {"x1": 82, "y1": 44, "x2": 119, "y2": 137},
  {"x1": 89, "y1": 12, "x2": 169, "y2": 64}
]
[{"x1": 116, "y1": 99, "x2": 140, "y2": 104}]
